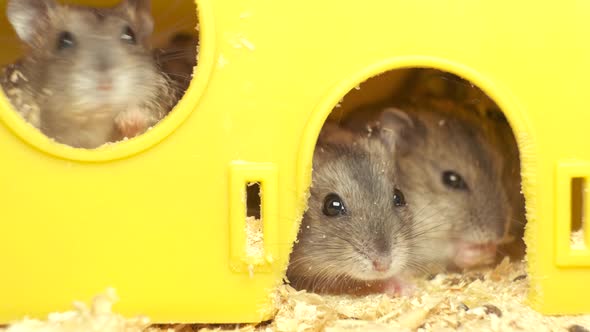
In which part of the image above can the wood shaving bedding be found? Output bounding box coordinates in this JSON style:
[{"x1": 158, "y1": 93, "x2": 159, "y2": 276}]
[
  {"x1": 0, "y1": 289, "x2": 150, "y2": 332},
  {"x1": 3, "y1": 258, "x2": 590, "y2": 332},
  {"x1": 571, "y1": 230, "x2": 585, "y2": 250},
  {"x1": 245, "y1": 216, "x2": 264, "y2": 260},
  {"x1": 1, "y1": 68, "x2": 42, "y2": 128}
]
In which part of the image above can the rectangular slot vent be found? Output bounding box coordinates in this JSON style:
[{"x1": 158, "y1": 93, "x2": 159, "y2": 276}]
[
  {"x1": 246, "y1": 182, "x2": 261, "y2": 219},
  {"x1": 555, "y1": 162, "x2": 590, "y2": 267},
  {"x1": 245, "y1": 182, "x2": 263, "y2": 261},
  {"x1": 571, "y1": 178, "x2": 586, "y2": 250},
  {"x1": 229, "y1": 162, "x2": 278, "y2": 273}
]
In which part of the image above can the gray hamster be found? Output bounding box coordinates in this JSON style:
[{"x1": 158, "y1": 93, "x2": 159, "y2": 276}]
[
  {"x1": 343, "y1": 103, "x2": 513, "y2": 270},
  {"x1": 286, "y1": 123, "x2": 429, "y2": 296},
  {"x1": 1, "y1": 0, "x2": 178, "y2": 149},
  {"x1": 395, "y1": 68, "x2": 526, "y2": 263}
]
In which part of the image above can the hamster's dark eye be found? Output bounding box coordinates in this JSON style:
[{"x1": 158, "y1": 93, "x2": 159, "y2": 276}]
[
  {"x1": 121, "y1": 26, "x2": 136, "y2": 44},
  {"x1": 393, "y1": 188, "x2": 406, "y2": 207},
  {"x1": 57, "y1": 31, "x2": 76, "y2": 50},
  {"x1": 442, "y1": 171, "x2": 468, "y2": 190},
  {"x1": 322, "y1": 193, "x2": 346, "y2": 217}
]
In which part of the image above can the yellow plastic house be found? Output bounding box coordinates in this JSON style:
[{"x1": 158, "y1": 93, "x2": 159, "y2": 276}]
[{"x1": 0, "y1": 0, "x2": 589, "y2": 324}]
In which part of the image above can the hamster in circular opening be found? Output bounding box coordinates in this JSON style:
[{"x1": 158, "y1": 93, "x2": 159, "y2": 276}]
[
  {"x1": 287, "y1": 123, "x2": 429, "y2": 296},
  {"x1": 1, "y1": 0, "x2": 178, "y2": 149}
]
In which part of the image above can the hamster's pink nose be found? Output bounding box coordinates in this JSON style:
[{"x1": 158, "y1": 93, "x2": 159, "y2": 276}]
[
  {"x1": 97, "y1": 78, "x2": 113, "y2": 91},
  {"x1": 372, "y1": 256, "x2": 392, "y2": 272}
]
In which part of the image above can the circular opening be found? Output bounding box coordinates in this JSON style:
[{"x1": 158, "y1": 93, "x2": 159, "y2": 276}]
[
  {"x1": 0, "y1": 0, "x2": 215, "y2": 161},
  {"x1": 292, "y1": 64, "x2": 527, "y2": 296}
]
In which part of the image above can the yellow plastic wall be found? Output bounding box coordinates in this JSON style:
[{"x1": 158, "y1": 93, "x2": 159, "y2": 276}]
[{"x1": 1, "y1": 0, "x2": 590, "y2": 324}]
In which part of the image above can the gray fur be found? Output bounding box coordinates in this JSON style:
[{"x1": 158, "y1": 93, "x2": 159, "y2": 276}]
[
  {"x1": 1, "y1": 0, "x2": 177, "y2": 149},
  {"x1": 343, "y1": 103, "x2": 513, "y2": 269},
  {"x1": 287, "y1": 134, "x2": 423, "y2": 294}
]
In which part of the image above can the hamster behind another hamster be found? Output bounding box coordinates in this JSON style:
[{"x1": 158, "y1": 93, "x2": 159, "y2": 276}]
[
  {"x1": 343, "y1": 102, "x2": 513, "y2": 270},
  {"x1": 487, "y1": 107, "x2": 526, "y2": 260},
  {"x1": 398, "y1": 69, "x2": 526, "y2": 263},
  {"x1": 156, "y1": 32, "x2": 198, "y2": 97},
  {"x1": 0, "y1": 0, "x2": 178, "y2": 149},
  {"x1": 286, "y1": 123, "x2": 429, "y2": 296}
]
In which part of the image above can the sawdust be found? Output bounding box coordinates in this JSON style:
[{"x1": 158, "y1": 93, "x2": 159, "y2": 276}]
[
  {"x1": 245, "y1": 215, "x2": 265, "y2": 277},
  {"x1": 3, "y1": 258, "x2": 590, "y2": 332},
  {"x1": 1, "y1": 67, "x2": 41, "y2": 128},
  {"x1": 0, "y1": 289, "x2": 151, "y2": 332},
  {"x1": 571, "y1": 229, "x2": 586, "y2": 250},
  {"x1": 245, "y1": 216, "x2": 264, "y2": 260}
]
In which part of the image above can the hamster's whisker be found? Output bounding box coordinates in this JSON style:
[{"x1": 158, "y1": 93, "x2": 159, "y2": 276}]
[
  {"x1": 509, "y1": 218, "x2": 527, "y2": 226},
  {"x1": 164, "y1": 72, "x2": 192, "y2": 79},
  {"x1": 158, "y1": 54, "x2": 195, "y2": 62}
]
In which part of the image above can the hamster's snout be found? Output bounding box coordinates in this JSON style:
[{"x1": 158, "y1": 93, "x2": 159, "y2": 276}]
[
  {"x1": 372, "y1": 255, "x2": 392, "y2": 272},
  {"x1": 96, "y1": 77, "x2": 113, "y2": 91},
  {"x1": 369, "y1": 235, "x2": 394, "y2": 272},
  {"x1": 450, "y1": 195, "x2": 509, "y2": 268},
  {"x1": 452, "y1": 216, "x2": 503, "y2": 268},
  {"x1": 96, "y1": 56, "x2": 111, "y2": 73},
  {"x1": 364, "y1": 233, "x2": 396, "y2": 274}
]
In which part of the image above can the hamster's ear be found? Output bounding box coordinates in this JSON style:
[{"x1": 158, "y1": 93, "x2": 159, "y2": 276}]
[
  {"x1": 378, "y1": 107, "x2": 413, "y2": 151},
  {"x1": 317, "y1": 121, "x2": 356, "y2": 147},
  {"x1": 119, "y1": 0, "x2": 154, "y2": 38},
  {"x1": 7, "y1": 0, "x2": 56, "y2": 45}
]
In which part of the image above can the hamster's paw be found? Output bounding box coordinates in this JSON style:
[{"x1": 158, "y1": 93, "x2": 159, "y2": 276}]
[
  {"x1": 381, "y1": 277, "x2": 416, "y2": 297},
  {"x1": 115, "y1": 108, "x2": 150, "y2": 138},
  {"x1": 453, "y1": 241, "x2": 497, "y2": 269}
]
